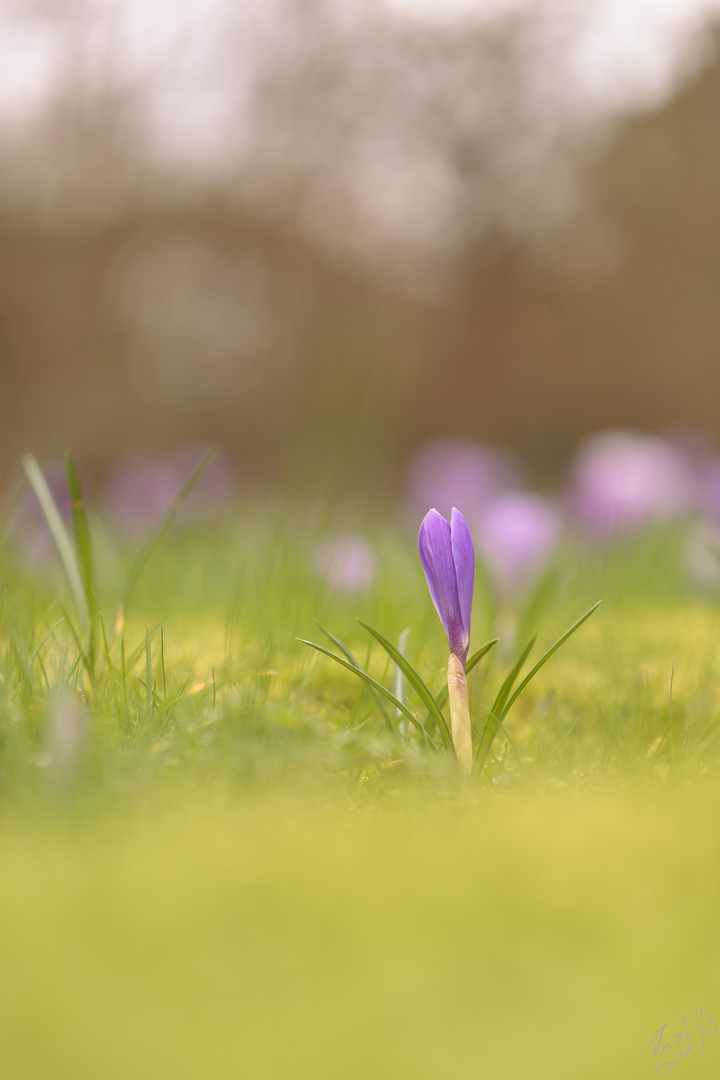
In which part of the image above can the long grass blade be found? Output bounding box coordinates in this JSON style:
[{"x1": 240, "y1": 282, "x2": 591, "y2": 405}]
[
  {"x1": 298, "y1": 638, "x2": 436, "y2": 747},
  {"x1": 315, "y1": 620, "x2": 391, "y2": 727},
  {"x1": 99, "y1": 612, "x2": 116, "y2": 679},
  {"x1": 65, "y1": 454, "x2": 95, "y2": 616},
  {"x1": 541, "y1": 716, "x2": 580, "y2": 766},
  {"x1": 23, "y1": 455, "x2": 89, "y2": 630},
  {"x1": 65, "y1": 649, "x2": 86, "y2": 689},
  {"x1": 7, "y1": 629, "x2": 32, "y2": 691},
  {"x1": 114, "y1": 448, "x2": 218, "y2": 634},
  {"x1": 357, "y1": 620, "x2": 454, "y2": 754},
  {"x1": 393, "y1": 627, "x2": 411, "y2": 735},
  {"x1": 126, "y1": 622, "x2": 163, "y2": 670},
  {"x1": 29, "y1": 617, "x2": 65, "y2": 672},
  {"x1": 145, "y1": 625, "x2": 153, "y2": 726},
  {"x1": 120, "y1": 636, "x2": 129, "y2": 727},
  {"x1": 475, "y1": 602, "x2": 601, "y2": 774},
  {"x1": 492, "y1": 635, "x2": 537, "y2": 721},
  {"x1": 499, "y1": 601, "x2": 602, "y2": 723},
  {"x1": 66, "y1": 452, "x2": 98, "y2": 673},
  {"x1": 57, "y1": 602, "x2": 93, "y2": 681},
  {"x1": 474, "y1": 635, "x2": 536, "y2": 773},
  {"x1": 467, "y1": 638, "x2": 501, "y2": 676},
  {"x1": 160, "y1": 625, "x2": 167, "y2": 701}
]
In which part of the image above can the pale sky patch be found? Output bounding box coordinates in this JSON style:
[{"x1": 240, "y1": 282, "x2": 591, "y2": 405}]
[{"x1": 1, "y1": 0, "x2": 719, "y2": 154}]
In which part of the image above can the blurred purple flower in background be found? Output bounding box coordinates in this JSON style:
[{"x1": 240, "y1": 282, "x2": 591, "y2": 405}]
[
  {"x1": 476, "y1": 493, "x2": 561, "y2": 595},
  {"x1": 104, "y1": 446, "x2": 235, "y2": 536},
  {"x1": 697, "y1": 456, "x2": 720, "y2": 524},
  {"x1": 313, "y1": 534, "x2": 378, "y2": 593},
  {"x1": 567, "y1": 430, "x2": 697, "y2": 535},
  {"x1": 405, "y1": 439, "x2": 521, "y2": 524}
]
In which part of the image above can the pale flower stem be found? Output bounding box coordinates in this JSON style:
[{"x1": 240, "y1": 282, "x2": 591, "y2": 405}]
[{"x1": 447, "y1": 653, "x2": 472, "y2": 775}]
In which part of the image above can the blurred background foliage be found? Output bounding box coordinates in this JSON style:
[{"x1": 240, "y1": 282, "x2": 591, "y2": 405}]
[{"x1": 2, "y1": 0, "x2": 720, "y2": 499}]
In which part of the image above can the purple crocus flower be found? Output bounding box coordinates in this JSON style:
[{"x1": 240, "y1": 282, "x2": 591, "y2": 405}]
[
  {"x1": 314, "y1": 534, "x2": 377, "y2": 593},
  {"x1": 477, "y1": 493, "x2": 561, "y2": 595},
  {"x1": 419, "y1": 507, "x2": 474, "y2": 668}
]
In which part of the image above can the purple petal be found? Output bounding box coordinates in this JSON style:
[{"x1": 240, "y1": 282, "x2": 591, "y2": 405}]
[
  {"x1": 450, "y1": 508, "x2": 474, "y2": 653},
  {"x1": 419, "y1": 509, "x2": 466, "y2": 662}
]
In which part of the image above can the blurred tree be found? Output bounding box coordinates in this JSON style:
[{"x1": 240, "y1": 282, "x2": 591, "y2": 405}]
[{"x1": 0, "y1": 0, "x2": 719, "y2": 493}]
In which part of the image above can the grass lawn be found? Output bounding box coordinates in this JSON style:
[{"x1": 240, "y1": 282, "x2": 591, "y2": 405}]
[{"x1": 0, "y1": 503, "x2": 719, "y2": 1078}]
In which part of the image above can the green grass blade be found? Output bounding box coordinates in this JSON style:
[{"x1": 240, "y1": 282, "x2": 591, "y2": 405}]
[
  {"x1": 98, "y1": 612, "x2": 117, "y2": 680},
  {"x1": 23, "y1": 455, "x2": 89, "y2": 630},
  {"x1": 434, "y1": 638, "x2": 499, "y2": 713},
  {"x1": 472, "y1": 712, "x2": 504, "y2": 776},
  {"x1": 121, "y1": 636, "x2": 129, "y2": 727},
  {"x1": 475, "y1": 601, "x2": 601, "y2": 775},
  {"x1": 114, "y1": 448, "x2": 218, "y2": 634},
  {"x1": 29, "y1": 617, "x2": 65, "y2": 672},
  {"x1": 541, "y1": 716, "x2": 580, "y2": 766},
  {"x1": 493, "y1": 635, "x2": 537, "y2": 721},
  {"x1": 356, "y1": 620, "x2": 454, "y2": 754},
  {"x1": 65, "y1": 649, "x2": 86, "y2": 689},
  {"x1": 157, "y1": 674, "x2": 195, "y2": 735},
  {"x1": 315, "y1": 619, "x2": 362, "y2": 668},
  {"x1": 393, "y1": 628, "x2": 411, "y2": 734},
  {"x1": 467, "y1": 638, "x2": 500, "y2": 676},
  {"x1": 7, "y1": 629, "x2": 32, "y2": 692},
  {"x1": 474, "y1": 635, "x2": 536, "y2": 774},
  {"x1": 57, "y1": 602, "x2": 93, "y2": 681},
  {"x1": 498, "y1": 601, "x2": 602, "y2": 724},
  {"x1": 298, "y1": 638, "x2": 436, "y2": 747},
  {"x1": 65, "y1": 453, "x2": 95, "y2": 616},
  {"x1": 145, "y1": 625, "x2": 153, "y2": 726},
  {"x1": 160, "y1": 625, "x2": 167, "y2": 701},
  {"x1": 66, "y1": 452, "x2": 98, "y2": 673},
  {"x1": 126, "y1": 623, "x2": 163, "y2": 670},
  {"x1": 57, "y1": 602, "x2": 81, "y2": 650},
  {"x1": 652, "y1": 661, "x2": 677, "y2": 762},
  {"x1": 476, "y1": 706, "x2": 525, "y2": 780},
  {"x1": 315, "y1": 620, "x2": 391, "y2": 727}
]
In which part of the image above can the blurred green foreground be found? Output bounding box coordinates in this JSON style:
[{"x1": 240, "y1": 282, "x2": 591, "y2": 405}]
[
  {"x1": 0, "y1": 517, "x2": 719, "y2": 1078},
  {"x1": 0, "y1": 786, "x2": 717, "y2": 1079}
]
